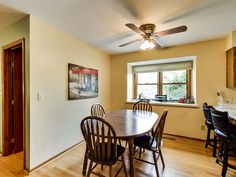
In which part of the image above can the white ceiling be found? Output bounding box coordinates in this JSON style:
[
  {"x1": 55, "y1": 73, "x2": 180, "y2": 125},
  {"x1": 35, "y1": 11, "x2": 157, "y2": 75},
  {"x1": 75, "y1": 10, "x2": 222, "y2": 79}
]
[{"x1": 0, "y1": 0, "x2": 236, "y2": 54}]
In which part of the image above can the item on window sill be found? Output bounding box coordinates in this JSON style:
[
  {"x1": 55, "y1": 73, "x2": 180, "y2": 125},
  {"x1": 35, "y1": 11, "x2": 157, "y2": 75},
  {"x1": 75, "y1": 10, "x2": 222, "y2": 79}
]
[
  {"x1": 216, "y1": 89, "x2": 223, "y2": 105},
  {"x1": 138, "y1": 93, "x2": 143, "y2": 99},
  {"x1": 178, "y1": 98, "x2": 185, "y2": 103},
  {"x1": 178, "y1": 96, "x2": 194, "y2": 104},
  {"x1": 155, "y1": 95, "x2": 167, "y2": 102},
  {"x1": 185, "y1": 96, "x2": 194, "y2": 104},
  {"x1": 139, "y1": 98, "x2": 150, "y2": 102}
]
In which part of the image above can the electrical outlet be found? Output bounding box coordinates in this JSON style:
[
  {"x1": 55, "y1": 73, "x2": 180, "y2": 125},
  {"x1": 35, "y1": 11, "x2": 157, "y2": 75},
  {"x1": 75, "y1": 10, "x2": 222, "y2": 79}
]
[{"x1": 200, "y1": 125, "x2": 205, "y2": 130}]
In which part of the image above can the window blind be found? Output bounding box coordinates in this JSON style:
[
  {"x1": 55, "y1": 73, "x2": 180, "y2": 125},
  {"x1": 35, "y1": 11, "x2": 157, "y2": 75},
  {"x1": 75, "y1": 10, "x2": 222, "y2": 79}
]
[{"x1": 133, "y1": 61, "x2": 193, "y2": 73}]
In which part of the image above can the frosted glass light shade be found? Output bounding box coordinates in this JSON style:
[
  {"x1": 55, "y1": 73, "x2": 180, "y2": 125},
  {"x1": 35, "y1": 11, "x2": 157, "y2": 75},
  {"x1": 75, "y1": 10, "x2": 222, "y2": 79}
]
[{"x1": 140, "y1": 40, "x2": 155, "y2": 50}]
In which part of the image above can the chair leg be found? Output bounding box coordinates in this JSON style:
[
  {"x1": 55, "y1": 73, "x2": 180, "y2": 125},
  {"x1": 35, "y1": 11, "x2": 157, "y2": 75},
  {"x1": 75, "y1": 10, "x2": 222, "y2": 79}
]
[
  {"x1": 219, "y1": 140, "x2": 223, "y2": 158},
  {"x1": 159, "y1": 149, "x2": 165, "y2": 168},
  {"x1": 213, "y1": 135, "x2": 217, "y2": 157},
  {"x1": 205, "y1": 128, "x2": 211, "y2": 148},
  {"x1": 101, "y1": 165, "x2": 103, "y2": 170},
  {"x1": 221, "y1": 143, "x2": 229, "y2": 177},
  {"x1": 139, "y1": 148, "x2": 142, "y2": 158},
  {"x1": 82, "y1": 147, "x2": 88, "y2": 176},
  {"x1": 133, "y1": 146, "x2": 136, "y2": 155},
  {"x1": 152, "y1": 151, "x2": 160, "y2": 177},
  {"x1": 109, "y1": 165, "x2": 113, "y2": 177},
  {"x1": 121, "y1": 154, "x2": 128, "y2": 177},
  {"x1": 125, "y1": 142, "x2": 128, "y2": 148},
  {"x1": 87, "y1": 160, "x2": 93, "y2": 177}
]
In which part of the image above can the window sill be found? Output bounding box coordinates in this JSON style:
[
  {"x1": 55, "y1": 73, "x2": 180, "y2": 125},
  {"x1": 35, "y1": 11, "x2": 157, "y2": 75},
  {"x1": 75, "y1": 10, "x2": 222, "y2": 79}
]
[{"x1": 126, "y1": 100, "x2": 199, "y2": 108}]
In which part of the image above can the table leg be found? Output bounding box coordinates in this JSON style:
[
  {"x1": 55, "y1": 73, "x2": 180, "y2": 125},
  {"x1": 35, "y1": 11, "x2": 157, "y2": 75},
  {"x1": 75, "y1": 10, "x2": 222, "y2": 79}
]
[
  {"x1": 82, "y1": 146, "x2": 88, "y2": 176},
  {"x1": 128, "y1": 138, "x2": 135, "y2": 177}
]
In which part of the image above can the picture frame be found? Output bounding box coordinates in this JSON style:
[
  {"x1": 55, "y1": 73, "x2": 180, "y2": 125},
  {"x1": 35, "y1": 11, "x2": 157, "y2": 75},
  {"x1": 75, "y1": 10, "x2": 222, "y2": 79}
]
[{"x1": 68, "y1": 63, "x2": 98, "y2": 100}]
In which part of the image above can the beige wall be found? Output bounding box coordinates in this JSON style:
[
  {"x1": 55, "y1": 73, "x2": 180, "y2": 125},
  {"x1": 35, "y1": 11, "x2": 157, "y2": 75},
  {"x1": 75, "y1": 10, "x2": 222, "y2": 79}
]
[
  {"x1": 0, "y1": 16, "x2": 30, "y2": 168},
  {"x1": 111, "y1": 38, "x2": 236, "y2": 140},
  {"x1": 29, "y1": 16, "x2": 111, "y2": 169}
]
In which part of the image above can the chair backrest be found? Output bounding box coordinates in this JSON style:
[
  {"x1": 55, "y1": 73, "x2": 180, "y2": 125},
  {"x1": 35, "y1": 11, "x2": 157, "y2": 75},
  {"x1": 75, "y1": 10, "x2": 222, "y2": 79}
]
[
  {"x1": 210, "y1": 108, "x2": 229, "y2": 136},
  {"x1": 151, "y1": 110, "x2": 168, "y2": 147},
  {"x1": 202, "y1": 103, "x2": 213, "y2": 123},
  {"x1": 80, "y1": 116, "x2": 117, "y2": 162},
  {"x1": 133, "y1": 101, "x2": 152, "y2": 112},
  {"x1": 91, "y1": 103, "x2": 105, "y2": 118}
]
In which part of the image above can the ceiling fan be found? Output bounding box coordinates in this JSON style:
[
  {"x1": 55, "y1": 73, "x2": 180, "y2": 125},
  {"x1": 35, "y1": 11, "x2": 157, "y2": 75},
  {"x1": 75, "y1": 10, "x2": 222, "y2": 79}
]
[{"x1": 119, "y1": 23, "x2": 187, "y2": 50}]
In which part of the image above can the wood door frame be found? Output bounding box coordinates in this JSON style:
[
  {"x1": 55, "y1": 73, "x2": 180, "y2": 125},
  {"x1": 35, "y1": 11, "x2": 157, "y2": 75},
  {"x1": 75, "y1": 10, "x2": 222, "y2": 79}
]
[{"x1": 2, "y1": 38, "x2": 25, "y2": 168}]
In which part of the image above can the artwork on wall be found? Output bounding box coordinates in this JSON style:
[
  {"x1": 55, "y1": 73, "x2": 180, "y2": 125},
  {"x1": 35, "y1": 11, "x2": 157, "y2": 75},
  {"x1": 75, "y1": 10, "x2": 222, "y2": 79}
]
[{"x1": 68, "y1": 63, "x2": 98, "y2": 100}]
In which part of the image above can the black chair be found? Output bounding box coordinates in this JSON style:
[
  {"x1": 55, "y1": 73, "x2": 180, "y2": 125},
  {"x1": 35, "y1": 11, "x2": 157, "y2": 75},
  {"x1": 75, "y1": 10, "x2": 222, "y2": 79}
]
[
  {"x1": 81, "y1": 116, "x2": 128, "y2": 177},
  {"x1": 202, "y1": 103, "x2": 217, "y2": 156},
  {"x1": 91, "y1": 103, "x2": 105, "y2": 118},
  {"x1": 133, "y1": 110, "x2": 168, "y2": 177},
  {"x1": 210, "y1": 108, "x2": 236, "y2": 177},
  {"x1": 133, "y1": 100, "x2": 152, "y2": 112}
]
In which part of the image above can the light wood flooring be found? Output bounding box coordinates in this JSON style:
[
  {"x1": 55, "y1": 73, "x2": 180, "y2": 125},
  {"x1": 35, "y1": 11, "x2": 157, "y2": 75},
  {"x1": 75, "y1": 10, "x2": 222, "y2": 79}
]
[{"x1": 0, "y1": 135, "x2": 236, "y2": 177}]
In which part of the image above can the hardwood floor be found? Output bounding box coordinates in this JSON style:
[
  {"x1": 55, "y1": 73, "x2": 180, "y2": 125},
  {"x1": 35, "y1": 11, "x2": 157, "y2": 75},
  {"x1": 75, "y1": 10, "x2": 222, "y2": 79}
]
[
  {"x1": 1, "y1": 135, "x2": 236, "y2": 177},
  {"x1": 0, "y1": 152, "x2": 26, "y2": 177}
]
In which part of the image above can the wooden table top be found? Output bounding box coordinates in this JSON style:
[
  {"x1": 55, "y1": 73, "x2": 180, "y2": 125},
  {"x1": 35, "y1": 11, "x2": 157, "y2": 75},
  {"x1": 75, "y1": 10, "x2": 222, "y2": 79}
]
[{"x1": 104, "y1": 109, "x2": 159, "y2": 139}]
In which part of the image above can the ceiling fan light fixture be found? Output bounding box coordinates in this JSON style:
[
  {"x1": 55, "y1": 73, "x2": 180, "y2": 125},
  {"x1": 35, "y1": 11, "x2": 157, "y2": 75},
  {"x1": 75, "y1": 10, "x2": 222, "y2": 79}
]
[{"x1": 140, "y1": 39, "x2": 155, "y2": 50}]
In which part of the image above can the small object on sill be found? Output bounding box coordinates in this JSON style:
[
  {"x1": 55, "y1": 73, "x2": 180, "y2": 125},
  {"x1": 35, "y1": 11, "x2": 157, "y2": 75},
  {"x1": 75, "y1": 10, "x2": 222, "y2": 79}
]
[
  {"x1": 155, "y1": 94, "x2": 167, "y2": 102},
  {"x1": 178, "y1": 98, "x2": 185, "y2": 103},
  {"x1": 183, "y1": 96, "x2": 195, "y2": 104},
  {"x1": 139, "y1": 98, "x2": 150, "y2": 102}
]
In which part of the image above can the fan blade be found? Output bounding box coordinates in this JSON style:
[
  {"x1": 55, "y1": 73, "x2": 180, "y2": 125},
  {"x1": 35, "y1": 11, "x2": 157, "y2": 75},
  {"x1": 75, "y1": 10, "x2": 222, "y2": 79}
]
[
  {"x1": 119, "y1": 38, "x2": 143, "y2": 47},
  {"x1": 126, "y1": 23, "x2": 145, "y2": 35},
  {"x1": 155, "y1": 25, "x2": 187, "y2": 36},
  {"x1": 150, "y1": 39, "x2": 162, "y2": 48}
]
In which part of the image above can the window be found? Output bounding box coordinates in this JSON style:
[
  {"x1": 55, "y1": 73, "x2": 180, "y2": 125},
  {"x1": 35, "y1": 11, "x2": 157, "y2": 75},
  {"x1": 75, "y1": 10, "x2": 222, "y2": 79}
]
[
  {"x1": 136, "y1": 72, "x2": 158, "y2": 99},
  {"x1": 162, "y1": 70, "x2": 188, "y2": 101},
  {"x1": 132, "y1": 60, "x2": 193, "y2": 102}
]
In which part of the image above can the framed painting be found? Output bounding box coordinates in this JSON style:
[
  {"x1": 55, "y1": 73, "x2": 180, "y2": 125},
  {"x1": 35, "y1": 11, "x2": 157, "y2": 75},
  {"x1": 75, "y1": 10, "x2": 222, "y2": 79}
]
[{"x1": 68, "y1": 63, "x2": 98, "y2": 100}]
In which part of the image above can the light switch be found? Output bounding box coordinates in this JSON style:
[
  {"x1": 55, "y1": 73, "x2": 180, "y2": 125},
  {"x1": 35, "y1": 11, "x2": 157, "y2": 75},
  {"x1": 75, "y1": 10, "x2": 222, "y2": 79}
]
[{"x1": 38, "y1": 92, "x2": 45, "y2": 101}]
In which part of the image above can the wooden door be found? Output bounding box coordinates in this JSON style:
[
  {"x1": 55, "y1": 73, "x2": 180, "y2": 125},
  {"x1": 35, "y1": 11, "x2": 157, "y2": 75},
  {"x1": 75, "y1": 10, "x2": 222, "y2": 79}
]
[
  {"x1": 12, "y1": 47, "x2": 23, "y2": 153},
  {"x1": 2, "y1": 43, "x2": 23, "y2": 155}
]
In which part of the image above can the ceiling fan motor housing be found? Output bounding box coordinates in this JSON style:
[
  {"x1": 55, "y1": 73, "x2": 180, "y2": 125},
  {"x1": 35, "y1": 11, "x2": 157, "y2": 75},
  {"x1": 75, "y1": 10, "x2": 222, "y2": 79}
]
[{"x1": 139, "y1": 24, "x2": 155, "y2": 36}]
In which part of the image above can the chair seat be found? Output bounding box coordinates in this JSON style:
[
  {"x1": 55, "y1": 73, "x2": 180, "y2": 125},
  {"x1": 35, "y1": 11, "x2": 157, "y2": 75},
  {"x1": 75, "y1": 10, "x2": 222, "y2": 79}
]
[
  {"x1": 215, "y1": 129, "x2": 227, "y2": 138},
  {"x1": 134, "y1": 135, "x2": 160, "y2": 152},
  {"x1": 215, "y1": 129, "x2": 236, "y2": 146},
  {"x1": 88, "y1": 143, "x2": 125, "y2": 165}
]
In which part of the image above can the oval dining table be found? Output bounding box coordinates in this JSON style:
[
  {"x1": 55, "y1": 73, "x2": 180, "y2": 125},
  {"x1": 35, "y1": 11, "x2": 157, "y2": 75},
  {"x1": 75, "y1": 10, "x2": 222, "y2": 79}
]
[{"x1": 82, "y1": 109, "x2": 159, "y2": 177}]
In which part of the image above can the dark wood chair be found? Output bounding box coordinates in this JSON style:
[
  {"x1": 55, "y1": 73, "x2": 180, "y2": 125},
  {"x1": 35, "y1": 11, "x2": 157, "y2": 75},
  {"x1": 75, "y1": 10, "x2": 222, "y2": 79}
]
[
  {"x1": 133, "y1": 100, "x2": 153, "y2": 156},
  {"x1": 210, "y1": 108, "x2": 236, "y2": 177},
  {"x1": 91, "y1": 103, "x2": 105, "y2": 118},
  {"x1": 202, "y1": 103, "x2": 217, "y2": 156},
  {"x1": 133, "y1": 100, "x2": 152, "y2": 112},
  {"x1": 81, "y1": 116, "x2": 128, "y2": 177},
  {"x1": 133, "y1": 110, "x2": 168, "y2": 177}
]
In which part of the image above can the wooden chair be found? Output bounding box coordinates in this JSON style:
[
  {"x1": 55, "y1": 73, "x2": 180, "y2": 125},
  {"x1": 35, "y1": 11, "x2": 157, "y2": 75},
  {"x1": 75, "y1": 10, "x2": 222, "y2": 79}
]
[
  {"x1": 81, "y1": 116, "x2": 128, "y2": 177},
  {"x1": 133, "y1": 110, "x2": 168, "y2": 177},
  {"x1": 91, "y1": 103, "x2": 105, "y2": 118},
  {"x1": 202, "y1": 103, "x2": 217, "y2": 156},
  {"x1": 210, "y1": 108, "x2": 236, "y2": 177},
  {"x1": 133, "y1": 100, "x2": 152, "y2": 112},
  {"x1": 133, "y1": 100, "x2": 153, "y2": 156}
]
